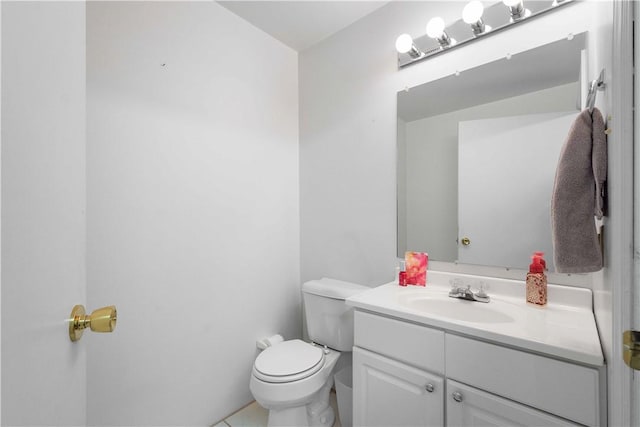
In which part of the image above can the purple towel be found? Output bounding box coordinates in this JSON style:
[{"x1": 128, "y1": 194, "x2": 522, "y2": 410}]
[{"x1": 551, "y1": 108, "x2": 607, "y2": 273}]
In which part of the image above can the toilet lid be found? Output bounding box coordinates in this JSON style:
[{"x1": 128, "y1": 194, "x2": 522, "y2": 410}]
[{"x1": 254, "y1": 339, "x2": 325, "y2": 383}]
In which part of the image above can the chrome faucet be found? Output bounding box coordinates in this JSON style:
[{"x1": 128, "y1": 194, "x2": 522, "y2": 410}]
[{"x1": 448, "y1": 279, "x2": 490, "y2": 303}]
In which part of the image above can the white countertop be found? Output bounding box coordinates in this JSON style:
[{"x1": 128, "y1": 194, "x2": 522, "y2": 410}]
[{"x1": 346, "y1": 271, "x2": 604, "y2": 367}]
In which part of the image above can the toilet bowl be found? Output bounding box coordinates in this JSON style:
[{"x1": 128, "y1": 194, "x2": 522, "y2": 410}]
[
  {"x1": 249, "y1": 278, "x2": 368, "y2": 427},
  {"x1": 250, "y1": 340, "x2": 340, "y2": 427}
]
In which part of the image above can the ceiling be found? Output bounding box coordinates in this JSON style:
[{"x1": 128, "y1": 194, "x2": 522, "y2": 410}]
[{"x1": 217, "y1": 1, "x2": 390, "y2": 52}]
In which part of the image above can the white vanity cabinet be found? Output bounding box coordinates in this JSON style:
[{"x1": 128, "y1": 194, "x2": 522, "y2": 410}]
[
  {"x1": 446, "y1": 380, "x2": 579, "y2": 427},
  {"x1": 352, "y1": 310, "x2": 605, "y2": 427},
  {"x1": 353, "y1": 348, "x2": 444, "y2": 426},
  {"x1": 352, "y1": 310, "x2": 445, "y2": 426}
]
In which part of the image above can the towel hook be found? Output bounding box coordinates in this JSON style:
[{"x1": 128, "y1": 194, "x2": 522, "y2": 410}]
[{"x1": 586, "y1": 69, "x2": 606, "y2": 113}]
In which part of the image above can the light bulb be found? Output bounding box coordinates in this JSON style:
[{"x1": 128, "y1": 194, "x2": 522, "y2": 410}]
[
  {"x1": 426, "y1": 17, "x2": 446, "y2": 39},
  {"x1": 463, "y1": 1, "x2": 484, "y2": 24},
  {"x1": 395, "y1": 34, "x2": 414, "y2": 54},
  {"x1": 395, "y1": 33, "x2": 423, "y2": 59}
]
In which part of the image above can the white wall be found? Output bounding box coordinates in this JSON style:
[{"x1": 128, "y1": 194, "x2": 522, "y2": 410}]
[
  {"x1": 1, "y1": 2, "x2": 87, "y2": 425},
  {"x1": 300, "y1": 1, "x2": 610, "y2": 286},
  {"x1": 86, "y1": 2, "x2": 299, "y2": 425},
  {"x1": 300, "y1": 2, "x2": 463, "y2": 286},
  {"x1": 1, "y1": 1, "x2": 3, "y2": 422},
  {"x1": 402, "y1": 83, "x2": 578, "y2": 262},
  {"x1": 584, "y1": 0, "x2": 615, "y2": 412}
]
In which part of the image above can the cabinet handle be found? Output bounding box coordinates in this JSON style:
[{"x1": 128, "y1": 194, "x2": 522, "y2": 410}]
[
  {"x1": 452, "y1": 391, "x2": 463, "y2": 402},
  {"x1": 425, "y1": 383, "x2": 435, "y2": 393}
]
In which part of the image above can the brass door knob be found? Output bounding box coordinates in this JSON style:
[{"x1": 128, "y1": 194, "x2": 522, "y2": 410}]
[
  {"x1": 69, "y1": 305, "x2": 117, "y2": 342},
  {"x1": 461, "y1": 237, "x2": 471, "y2": 246},
  {"x1": 623, "y1": 330, "x2": 640, "y2": 370}
]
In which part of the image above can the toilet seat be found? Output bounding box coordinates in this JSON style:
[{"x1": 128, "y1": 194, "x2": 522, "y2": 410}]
[{"x1": 253, "y1": 339, "x2": 325, "y2": 383}]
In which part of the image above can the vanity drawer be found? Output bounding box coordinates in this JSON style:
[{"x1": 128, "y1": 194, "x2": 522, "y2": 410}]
[
  {"x1": 446, "y1": 334, "x2": 603, "y2": 427},
  {"x1": 354, "y1": 310, "x2": 445, "y2": 374}
]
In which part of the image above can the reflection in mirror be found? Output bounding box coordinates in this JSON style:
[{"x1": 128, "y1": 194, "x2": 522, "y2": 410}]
[{"x1": 397, "y1": 33, "x2": 587, "y2": 270}]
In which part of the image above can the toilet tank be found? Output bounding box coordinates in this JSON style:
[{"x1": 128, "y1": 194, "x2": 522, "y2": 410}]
[{"x1": 302, "y1": 278, "x2": 369, "y2": 351}]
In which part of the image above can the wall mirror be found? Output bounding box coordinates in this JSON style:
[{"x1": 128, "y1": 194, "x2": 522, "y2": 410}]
[{"x1": 397, "y1": 32, "x2": 586, "y2": 271}]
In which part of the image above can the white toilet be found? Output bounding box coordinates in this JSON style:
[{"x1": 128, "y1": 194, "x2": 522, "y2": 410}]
[{"x1": 249, "y1": 278, "x2": 368, "y2": 427}]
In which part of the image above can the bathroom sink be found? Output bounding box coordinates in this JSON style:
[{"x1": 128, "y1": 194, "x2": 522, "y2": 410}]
[
  {"x1": 346, "y1": 279, "x2": 605, "y2": 367},
  {"x1": 397, "y1": 294, "x2": 515, "y2": 324}
]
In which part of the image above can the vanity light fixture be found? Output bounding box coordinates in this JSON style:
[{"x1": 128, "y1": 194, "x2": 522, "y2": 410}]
[
  {"x1": 503, "y1": 0, "x2": 531, "y2": 21},
  {"x1": 396, "y1": 0, "x2": 573, "y2": 69},
  {"x1": 462, "y1": 1, "x2": 491, "y2": 36},
  {"x1": 426, "y1": 17, "x2": 454, "y2": 48},
  {"x1": 395, "y1": 33, "x2": 423, "y2": 59}
]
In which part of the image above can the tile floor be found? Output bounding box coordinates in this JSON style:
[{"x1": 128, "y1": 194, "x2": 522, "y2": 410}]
[{"x1": 213, "y1": 391, "x2": 343, "y2": 427}]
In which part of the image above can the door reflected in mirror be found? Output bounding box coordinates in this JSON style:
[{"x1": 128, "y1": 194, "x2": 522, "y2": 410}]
[{"x1": 397, "y1": 33, "x2": 587, "y2": 270}]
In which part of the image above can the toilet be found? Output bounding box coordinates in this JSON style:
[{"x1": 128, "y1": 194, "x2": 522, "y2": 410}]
[{"x1": 249, "y1": 278, "x2": 368, "y2": 427}]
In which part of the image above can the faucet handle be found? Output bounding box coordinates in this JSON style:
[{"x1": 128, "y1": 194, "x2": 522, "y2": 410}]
[
  {"x1": 449, "y1": 278, "x2": 464, "y2": 289},
  {"x1": 476, "y1": 281, "x2": 489, "y2": 298}
]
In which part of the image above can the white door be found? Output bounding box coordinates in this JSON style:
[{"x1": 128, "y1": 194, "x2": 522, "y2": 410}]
[
  {"x1": 353, "y1": 347, "x2": 444, "y2": 427},
  {"x1": 632, "y1": 1, "x2": 640, "y2": 423},
  {"x1": 446, "y1": 380, "x2": 579, "y2": 427},
  {"x1": 1, "y1": 2, "x2": 89, "y2": 425},
  {"x1": 458, "y1": 112, "x2": 577, "y2": 269}
]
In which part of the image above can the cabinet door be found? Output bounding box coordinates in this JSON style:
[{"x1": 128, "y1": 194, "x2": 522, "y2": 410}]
[
  {"x1": 446, "y1": 380, "x2": 580, "y2": 426},
  {"x1": 353, "y1": 347, "x2": 444, "y2": 427},
  {"x1": 446, "y1": 334, "x2": 601, "y2": 426}
]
